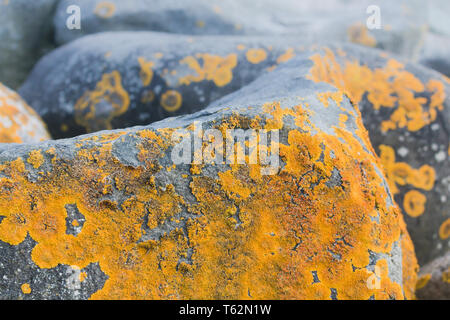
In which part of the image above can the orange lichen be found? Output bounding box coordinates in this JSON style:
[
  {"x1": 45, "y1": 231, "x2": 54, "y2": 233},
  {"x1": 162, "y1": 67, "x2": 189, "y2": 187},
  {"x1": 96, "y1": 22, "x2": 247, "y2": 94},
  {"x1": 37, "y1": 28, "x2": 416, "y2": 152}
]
[
  {"x1": 27, "y1": 150, "x2": 44, "y2": 169},
  {"x1": 439, "y1": 218, "x2": 450, "y2": 240},
  {"x1": 138, "y1": 57, "x2": 154, "y2": 86},
  {"x1": 94, "y1": 2, "x2": 116, "y2": 19},
  {"x1": 141, "y1": 90, "x2": 155, "y2": 104},
  {"x1": 403, "y1": 190, "x2": 426, "y2": 218},
  {"x1": 160, "y1": 90, "x2": 182, "y2": 112},
  {"x1": 308, "y1": 49, "x2": 446, "y2": 132},
  {"x1": 317, "y1": 91, "x2": 343, "y2": 108},
  {"x1": 0, "y1": 83, "x2": 50, "y2": 143},
  {"x1": 379, "y1": 145, "x2": 435, "y2": 195},
  {"x1": 21, "y1": 283, "x2": 31, "y2": 294},
  {"x1": 246, "y1": 49, "x2": 267, "y2": 64},
  {"x1": 415, "y1": 274, "x2": 431, "y2": 290},
  {"x1": 179, "y1": 53, "x2": 237, "y2": 87},
  {"x1": 348, "y1": 23, "x2": 376, "y2": 47},
  {"x1": 0, "y1": 99, "x2": 416, "y2": 299},
  {"x1": 276, "y1": 48, "x2": 295, "y2": 64},
  {"x1": 74, "y1": 71, "x2": 130, "y2": 132},
  {"x1": 443, "y1": 269, "x2": 450, "y2": 283}
]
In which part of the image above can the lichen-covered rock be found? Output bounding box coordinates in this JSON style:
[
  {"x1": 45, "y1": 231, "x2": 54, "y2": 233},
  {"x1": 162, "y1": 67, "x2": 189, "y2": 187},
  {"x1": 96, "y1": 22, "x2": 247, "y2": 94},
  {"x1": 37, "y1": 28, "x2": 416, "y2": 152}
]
[
  {"x1": 415, "y1": 251, "x2": 450, "y2": 300},
  {"x1": 53, "y1": 0, "x2": 426, "y2": 58},
  {"x1": 0, "y1": 62, "x2": 417, "y2": 299},
  {"x1": 20, "y1": 32, "x2": 302, "y2": 138},
  {"x1": 0, "y1": 83, "x2": 50, "y2": 143},
  {"x1": 0, "y1": 0, "x2": 57, "y2": 88},
  {"x1": 304, "y1": 44, "x2": 450, "y2": 266}
]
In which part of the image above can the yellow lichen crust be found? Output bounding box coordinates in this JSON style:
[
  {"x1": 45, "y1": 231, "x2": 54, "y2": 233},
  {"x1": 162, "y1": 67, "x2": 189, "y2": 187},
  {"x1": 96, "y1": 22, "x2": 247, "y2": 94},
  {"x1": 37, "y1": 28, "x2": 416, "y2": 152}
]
[
  {"x1": 0, "y1": 99, "x2": 416, "y2": 299},
  {"x1": 138, "y1": 57, "x2": 154, "y2": 87},
  {"x1": 439, "y1": 218, "x2": 450, "y2": 240},
  {"x1": 348, "y1": 23, "x2": 376, "y2": 47},
  {"x1": 179, "y1": 53, "x2": 237, "y2": 87},
  {"x1": 21, "y1": 283, "x2": 31, "y2": 294},
  {"x1": 74, "y1": 71, "x2": 130, "y2": 132},
  {"x1": 415, "y1": 274, "x2": 431, "y2": 290},
  {"x1": 0, "y1": 83, "x2": 50, "y2": 143},
  {"x1": 308, "y1": 49, "x2": 445, "y2": 132},
  {"x1": 246, "y1": 49, "x2": 267, "y2": 64},
  {"x1": 160, "y1": 90, "x2": 182, "y2": 112},
  {"x1": 94, "y1": 2, "x2": 116, "y2": 19}
]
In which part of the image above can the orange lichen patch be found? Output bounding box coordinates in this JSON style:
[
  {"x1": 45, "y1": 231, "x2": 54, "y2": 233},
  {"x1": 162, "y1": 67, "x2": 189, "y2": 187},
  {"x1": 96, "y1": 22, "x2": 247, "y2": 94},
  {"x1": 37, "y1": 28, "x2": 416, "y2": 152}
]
[
  {"x1": 246, "y1": 49, "x2": 267, "y2": 64},
  {"x1": 21, "y1": 283, "x2": 31, "y2": 294},
  {"x1": 137, "y1": 57, "x2": 154, "y2": 86},
  {"x1": 317, "y1": 91, "x2": 344, "y2": 108},
  {"x1": 74, "y1": 71, "x2": 130, "y2": 132},
  {"x1": 27, "y1": 150, "x2": 44, "y2": 169},
  {"x1": 439, "y1": 218, "x2": 450, "y2": 240},
  {"x1": 348, "y1": 23, "x2": 376, "y2": 47},
  {"x1": 308, "y1": 49, "x2": 446, "y2": 132},
  {"x1": 80, "y1": 272, "x2": 88, "y2": 282},
  {"x1": 276, "y1": 48, "x2": 295, "y2": 64},
  {"x1": 0, "y1": 100, "x2": 416, "y2": 299},
  {"x1": 379, "y1": 145, "x2": 435, "y2": 195},
  {"x1": 179, "y1": 53, "x2": 237, "y2": 87},
  {"x1": 400, "y1": 218, "x2": 418, "y2": 299},
  {"x1": 416, "y1": 274, "x2": 431, "y2": 290},
  {"x1": 196, "y1": 20, "x2": 205, "y2": 28},
  {"x1": 94, "y1": 2, "x2": 116, "y2": 19},
  {"x1": 443, "y1": 269, "x2": 450, "y2": 283},
  {"x1": 160, "y1": 90, "x2": 182, "y2": 112},
  {"x1": 0, "y1": 83, "x2": 50, "y2": 143},
  {"x1": 403, "y1": 190, "x2": 426, "y2": 218},
  {"x1": 236, "y1": 44, "x2": 246, "y2": 51}
]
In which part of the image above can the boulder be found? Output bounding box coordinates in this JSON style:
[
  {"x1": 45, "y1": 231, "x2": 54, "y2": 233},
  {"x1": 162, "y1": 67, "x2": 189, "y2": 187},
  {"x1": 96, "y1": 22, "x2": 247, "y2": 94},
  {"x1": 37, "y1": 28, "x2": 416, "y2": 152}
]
[
  {"x1": 417, "y1": 33, "x2": 450, "y2": 78},
  {"x1": 0, "y1": 83, "x2": 50, "y2": 143},
  {"x1": 0, "y1": 0, "x2": 58, "y2": 89},
  {"x1": 53, "y1": 0, "x2": 426, "y2": 58},
  {"x1": 415, "y1": 251, "x2": 450, "y2": 299},
  {"x1": 0, "y1": 61, "x2": 417, "y2": 299}
]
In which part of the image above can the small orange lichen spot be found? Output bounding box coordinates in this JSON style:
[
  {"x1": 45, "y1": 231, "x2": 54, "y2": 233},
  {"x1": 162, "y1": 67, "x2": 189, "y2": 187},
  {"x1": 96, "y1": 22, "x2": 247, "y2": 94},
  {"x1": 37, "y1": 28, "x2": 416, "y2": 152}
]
[
  {"x1": 316, "y1": 91, "x2": 343, "y2": 108},
  {"x1": 74, "y1": 71, "x2": 130, "y2": 132},
  {"x1": 196, "y1": 20, "x2": 205, "y2": 28},
  {"x1": 27, "y1": 150, "x2": 44, "y2": 169},
  {"x1": 60, "y1": 124, "x2": 69, "y2": 132},
  {"x1": 179, "y1": 53, "x2": 237, "y2": 87},
  {"x1": 246, "y1": 49, "x2": 267, "y2": 64},
  {"x1": 235, "y1": 24, "x2": 242, "y2": 30},
  {"x1": 94, "y1": 2, "x2": 116, "y2": 19},
  {"x1": 21, "y1": 283, "x2": 31, "y2": 294},
  {"x1": 403, "y1": 190, "x2": 426, "y2": 218},
  {"x1": 104, "y1": 52, "x2": 112, "y2": 58},
  {"x1": 379, "y1": 145, "x2": 435, "y2": 194},
  {"x1": 237, "y1": 44, "x2": 246, "y2": 51},
  {"x1": 80, "y1": 272, "x2": 88, "y2": 282},
  {"x1": 348, "y1": 23, "x2": 376, "y2": 47},
  {"x1": 160, "y1": 90, "x2": 182, "y2": 112},
  {"x1": 72, "y1": 220, "x2": 79, "y2": 227},
  {"x1": 416, "y1": 274, "x2": 431, "y2": 290},
  {"x1": 137, "y1": 57, "x2": 154, "y2": 86},
  {"x1": 276, "y1": 48, "x2": 295, "y2": 64},
  {"x1": 443, "y1": 269, "x2": 450, "y2": 283},
  {"x1": 439, "y1": 218, "x2": 450, "y2": 240},
  {"x1": 141, "y1": 90, "x2": 155, "y2": 104}
]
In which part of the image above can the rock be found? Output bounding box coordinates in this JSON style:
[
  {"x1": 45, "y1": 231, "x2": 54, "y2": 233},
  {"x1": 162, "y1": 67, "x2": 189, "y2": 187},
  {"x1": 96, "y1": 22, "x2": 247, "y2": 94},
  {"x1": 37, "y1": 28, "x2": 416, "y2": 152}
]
[
  {"x1": 20, "y1": 31, "x2": 302, "y2": 139},
  {"x1": 0, "y1": 61, "x2": 416, "y2": 299},
  {"x1": 417, "y1": 33, "x2": 450, "y2": 78},
  {"x1": 0, "y1": 83, "x2": 50, "y2": 143},
  {"x1": 53, "y1": 0, "x2": 426, "y2": 58},
  {"x1": 416, "y1": 251, "x2": 450, "y2": 299},
  {"x1": 305, "y1": 44, "x2": 450, "y2": 266},
  {"x1": 0, "y1": 0, "x2": 58, "y2": 89}
]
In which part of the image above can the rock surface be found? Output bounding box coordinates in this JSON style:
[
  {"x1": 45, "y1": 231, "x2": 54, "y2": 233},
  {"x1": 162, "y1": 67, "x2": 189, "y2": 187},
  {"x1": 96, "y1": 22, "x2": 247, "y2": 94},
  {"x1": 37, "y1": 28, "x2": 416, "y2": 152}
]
[
  {"x1": 0, "y1": 0, "x2": 57, "y2": 89},
  {"x1": 53, "y1": 0, "x2": 426, "y2": 58},
  {"x1": 0, "y1": 83, "x2": 50, "y2": 144},
  {"x1": 416, "y1": 251, "x2": 450, "y2": 300},
  {"x1": 0, "y1": 61, "x2": 416, "y2": 299}
]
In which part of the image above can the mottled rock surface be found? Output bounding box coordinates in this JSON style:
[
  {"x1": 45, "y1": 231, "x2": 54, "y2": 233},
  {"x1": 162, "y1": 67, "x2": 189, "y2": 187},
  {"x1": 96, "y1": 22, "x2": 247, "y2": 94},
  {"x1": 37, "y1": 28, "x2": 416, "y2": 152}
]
[
  {"x1": 0, "y1": 83, "x2": 50, "y2": 143},
  {"x1": 0, "y1": 62, "x2": 417, "y2": 299},
  {"x1": 0, "y1": 0, "x2": 57, "y2": 88},
  {"x1": 416, "y1": 251, "x2": 450, "y2": 300},
  {"x1": 53, "y1": 0, "x2": 426, "y2": 58}
]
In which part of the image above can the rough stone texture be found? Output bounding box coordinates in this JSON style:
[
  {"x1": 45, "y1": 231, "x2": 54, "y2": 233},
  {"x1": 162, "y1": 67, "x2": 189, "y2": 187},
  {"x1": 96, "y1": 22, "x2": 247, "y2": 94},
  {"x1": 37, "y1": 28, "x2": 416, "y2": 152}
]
[
  {"x1": 20, "y1": 32, "x2": 302, "y2": 138},
  {"x1": 0, "y1": 61, "x2": 417, "y2": 299},
  {"x1": 0, "y1": 0, "x2": 58, "y2": 89},
  {"x1": 417, "y1": 32, "x2": 450, "y2": 78},
  {"x1": 53, "y1": 0, "x2": 426, "y2": 58},
  {"x1": 415, "y1": 251, "x2": 450, "y2": 300},
  {"x1": 19, "y1": 31, "x2": 449, "y2": 266},
  {"x1": 0, "y1": 83, "x2": 50, "y2": 144}
]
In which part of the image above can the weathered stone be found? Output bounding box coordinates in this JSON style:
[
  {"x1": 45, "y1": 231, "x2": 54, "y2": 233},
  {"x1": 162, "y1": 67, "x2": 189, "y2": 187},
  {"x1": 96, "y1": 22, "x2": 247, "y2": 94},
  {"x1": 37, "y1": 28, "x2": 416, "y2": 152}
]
[
  {"x1": 0, "y1": 83, "x2": 50, "y2": 144},
  {"x1": 0, "y1": 0, "x2": 57, "y2": 89},
  {"x1": 417, "y1": 33, "x2": 450, "y2": 78},
  {"x1": 20, "y1": 32, "x2": 302, "y2": 138},
  {"x1": 415, "y1": 251, "x2": 450, "y2": 300},
  {"x1": 0, "y1": 61, "x2": 417, "y2": 299},
  {"x1": 53, "y1": 0, "x2": 426, "y2": 57}
]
